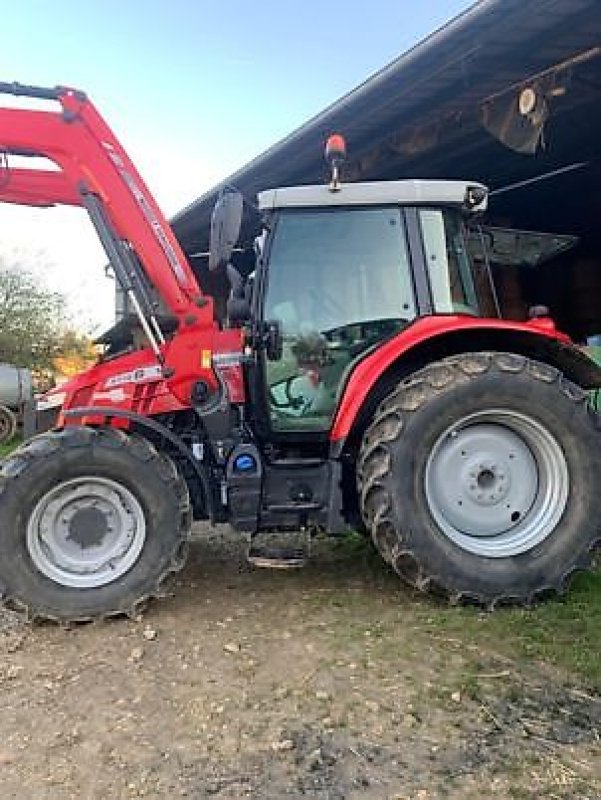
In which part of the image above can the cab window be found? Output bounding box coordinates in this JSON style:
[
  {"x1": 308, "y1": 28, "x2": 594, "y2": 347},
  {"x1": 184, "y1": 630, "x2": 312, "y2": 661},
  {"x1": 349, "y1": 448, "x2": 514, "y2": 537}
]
[{"x1": 420, "y1": 208, "x2": 479, "y2": 315}]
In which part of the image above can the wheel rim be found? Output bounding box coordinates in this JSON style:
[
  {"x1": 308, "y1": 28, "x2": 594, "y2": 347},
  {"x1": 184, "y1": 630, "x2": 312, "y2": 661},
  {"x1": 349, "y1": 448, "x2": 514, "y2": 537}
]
[
  {"x1": 27, "y1": 477, "x2": 146, "y2": 588},
  {"x1": 424, "y1": 409, "x2": 569, "y2": 558}
]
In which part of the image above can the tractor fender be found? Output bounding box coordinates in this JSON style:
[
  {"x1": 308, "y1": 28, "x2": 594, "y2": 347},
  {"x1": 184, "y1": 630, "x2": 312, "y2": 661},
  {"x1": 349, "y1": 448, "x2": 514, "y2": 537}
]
[
  {"x1": 63, "y1": 406, "x2": 215, "y2": 520},
  {"x1": 330, "y1": 315, "x2": 601, "y2": 452}
]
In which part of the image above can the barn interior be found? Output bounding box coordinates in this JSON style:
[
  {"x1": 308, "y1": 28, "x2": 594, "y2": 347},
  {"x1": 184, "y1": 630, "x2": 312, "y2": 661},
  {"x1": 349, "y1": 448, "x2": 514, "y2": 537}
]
[{"x1": 170, "y1": 0, "x2": 601, "y2": 344}]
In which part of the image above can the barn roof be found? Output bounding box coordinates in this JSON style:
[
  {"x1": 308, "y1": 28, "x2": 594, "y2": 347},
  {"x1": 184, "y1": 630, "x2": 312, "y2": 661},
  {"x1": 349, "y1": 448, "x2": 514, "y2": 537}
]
[{"x1": 172, "y1": 0, "x2": 601, "y2": 254}]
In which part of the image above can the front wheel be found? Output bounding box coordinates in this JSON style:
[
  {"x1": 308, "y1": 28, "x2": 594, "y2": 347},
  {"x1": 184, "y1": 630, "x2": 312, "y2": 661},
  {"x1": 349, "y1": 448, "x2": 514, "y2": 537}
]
[
  {"x1": 358, "y1": 352, "x2": 601, "y2": 606},
  {"x1": 0, "y1": 426, "x2": 192, "y2": 621}
]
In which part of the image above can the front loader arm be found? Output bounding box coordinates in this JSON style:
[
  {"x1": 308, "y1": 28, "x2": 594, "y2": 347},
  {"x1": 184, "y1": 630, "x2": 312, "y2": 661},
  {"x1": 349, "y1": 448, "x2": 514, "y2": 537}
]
[
  {"x1": 0, "y1": 167, "x2": 82, "y2": 207},
  {"x1": 0, "y1": 83, "x2": 207, "y2": 322}
]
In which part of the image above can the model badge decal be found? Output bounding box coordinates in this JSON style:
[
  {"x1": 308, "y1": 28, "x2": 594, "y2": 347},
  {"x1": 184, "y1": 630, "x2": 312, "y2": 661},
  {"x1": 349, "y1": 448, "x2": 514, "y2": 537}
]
[{"x1": 104, "y1": 365, "x2": 163, "y2": 388}]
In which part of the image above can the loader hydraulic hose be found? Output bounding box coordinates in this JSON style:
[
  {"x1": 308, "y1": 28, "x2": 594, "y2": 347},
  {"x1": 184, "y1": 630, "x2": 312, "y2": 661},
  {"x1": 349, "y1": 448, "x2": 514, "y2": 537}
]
[{"x1": 0, "y1": 82, "x2": 66, "y2": 101}]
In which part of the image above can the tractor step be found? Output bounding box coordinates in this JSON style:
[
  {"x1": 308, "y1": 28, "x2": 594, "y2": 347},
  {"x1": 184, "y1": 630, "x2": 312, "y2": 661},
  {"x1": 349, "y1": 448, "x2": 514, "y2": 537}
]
[
  {"x1": 247, "y1": 547, "x2": 307, "y2": 569},
  {"x1": 247, "y1": 531, "x2": 310, "y2": 569}
]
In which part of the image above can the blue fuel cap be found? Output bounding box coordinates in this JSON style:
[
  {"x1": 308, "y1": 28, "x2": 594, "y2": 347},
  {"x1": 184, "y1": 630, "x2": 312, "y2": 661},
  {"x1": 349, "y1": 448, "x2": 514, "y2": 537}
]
[{"x1": 234, "y1": 453, "x2": 257, "y2": 473}]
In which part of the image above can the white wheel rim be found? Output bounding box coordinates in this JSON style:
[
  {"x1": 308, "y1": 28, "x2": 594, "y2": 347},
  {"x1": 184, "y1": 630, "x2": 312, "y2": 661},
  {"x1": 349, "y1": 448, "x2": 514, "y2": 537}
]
[
  {"x1": 424, "y1": 409, "x2": 569, "y2": 557},
  {"x1": 27, "y1": 476, "x2": 147, "y2": 588}
]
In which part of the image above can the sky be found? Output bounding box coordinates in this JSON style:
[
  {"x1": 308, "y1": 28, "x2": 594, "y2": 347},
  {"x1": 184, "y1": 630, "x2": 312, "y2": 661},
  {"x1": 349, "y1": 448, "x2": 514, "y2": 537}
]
[{"x1": 0, "y1": 0, "x2": 474, "y2": 333}]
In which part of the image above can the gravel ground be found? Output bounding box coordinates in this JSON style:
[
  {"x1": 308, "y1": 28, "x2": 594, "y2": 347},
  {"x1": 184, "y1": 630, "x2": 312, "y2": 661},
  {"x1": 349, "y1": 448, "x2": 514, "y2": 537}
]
[{"x1": 0, "y1": 526, "x2": 599, "y2": 799}]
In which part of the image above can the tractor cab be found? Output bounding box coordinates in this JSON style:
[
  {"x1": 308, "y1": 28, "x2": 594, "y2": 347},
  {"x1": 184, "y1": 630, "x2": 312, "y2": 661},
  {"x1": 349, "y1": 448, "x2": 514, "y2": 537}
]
[{"x1": 250, "y1": 179, "x2": 492, "y2": 433}]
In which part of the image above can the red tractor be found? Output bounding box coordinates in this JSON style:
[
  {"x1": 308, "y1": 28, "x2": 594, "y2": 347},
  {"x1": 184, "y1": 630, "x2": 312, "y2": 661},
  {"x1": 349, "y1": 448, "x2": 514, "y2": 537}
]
[{"x1": 0, "y1": 82, "x2": 600, "y2": 621}]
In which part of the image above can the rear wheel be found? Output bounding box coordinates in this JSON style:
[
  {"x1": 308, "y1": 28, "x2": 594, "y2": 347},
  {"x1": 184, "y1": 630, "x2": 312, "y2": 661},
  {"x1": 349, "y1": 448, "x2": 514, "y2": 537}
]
[
  {"x1": 0, "y1": 426, "x2": 192, "y2": 621},
  {"x1": 358, "y1": 352, "x2": 601, "y2": 606},
  {"x1": 0, "y1": 405, "x2": 17, "y2": 445}
]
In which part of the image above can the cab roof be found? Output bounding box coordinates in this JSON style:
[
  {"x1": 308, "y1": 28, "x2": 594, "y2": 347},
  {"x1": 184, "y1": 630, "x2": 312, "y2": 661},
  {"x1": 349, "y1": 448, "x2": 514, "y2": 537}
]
[{"x1": 257, "y1": 179, "x2": 488, "y2": 212}]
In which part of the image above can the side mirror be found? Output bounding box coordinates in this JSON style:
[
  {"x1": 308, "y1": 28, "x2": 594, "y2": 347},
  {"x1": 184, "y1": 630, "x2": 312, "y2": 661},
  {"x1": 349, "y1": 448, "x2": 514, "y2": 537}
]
[{"x1": 208, "y1": 189, "x2": 243, "y2": 272}]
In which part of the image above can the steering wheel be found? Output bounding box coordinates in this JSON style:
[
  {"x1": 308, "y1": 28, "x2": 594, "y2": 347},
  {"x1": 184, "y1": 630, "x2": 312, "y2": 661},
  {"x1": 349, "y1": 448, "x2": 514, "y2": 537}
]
[
  {"x1": 321, "y1": 317, "x2": 408, "y2": 357},
  {"x1": 269, "y1": 376, "x2": 307, "y2": 411}
]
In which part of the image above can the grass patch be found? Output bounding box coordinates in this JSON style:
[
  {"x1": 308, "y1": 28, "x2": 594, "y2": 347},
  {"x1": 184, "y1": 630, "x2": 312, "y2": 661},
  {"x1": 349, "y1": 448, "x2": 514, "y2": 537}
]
[
  {"x1": 491, "y1": 569, "x2": 601, "y2": 687},
  {"x1": 329, "y1": 532, "x2": 601, "y2": 688},
  {"x1": 422, "y1": 567, "x2": 601, "y2": 689}
]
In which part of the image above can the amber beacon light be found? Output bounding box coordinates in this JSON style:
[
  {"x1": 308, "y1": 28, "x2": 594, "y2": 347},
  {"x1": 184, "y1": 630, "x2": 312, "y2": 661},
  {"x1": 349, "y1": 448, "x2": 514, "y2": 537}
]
[{"x1": 325, "y1": 133, "x2": 346, "y2": 191}]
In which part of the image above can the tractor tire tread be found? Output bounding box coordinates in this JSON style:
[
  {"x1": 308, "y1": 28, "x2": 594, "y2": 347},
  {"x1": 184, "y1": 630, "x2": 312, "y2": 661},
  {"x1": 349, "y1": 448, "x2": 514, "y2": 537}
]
[
  {"x1": 0, "y1": 405, "x2": 18, "y2": 446},
  {"x1": 357, "y1": 351, "x2": 601, "y2": 608},
  {"x1": 0, "y1": 426, "x2": 192, "y2": 623}
]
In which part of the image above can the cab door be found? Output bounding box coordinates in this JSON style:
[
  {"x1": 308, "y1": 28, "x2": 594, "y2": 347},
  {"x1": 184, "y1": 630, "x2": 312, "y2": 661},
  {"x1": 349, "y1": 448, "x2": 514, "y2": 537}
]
[{"x1": 260, "y1": 206, "x2": 417, "y2": 433}]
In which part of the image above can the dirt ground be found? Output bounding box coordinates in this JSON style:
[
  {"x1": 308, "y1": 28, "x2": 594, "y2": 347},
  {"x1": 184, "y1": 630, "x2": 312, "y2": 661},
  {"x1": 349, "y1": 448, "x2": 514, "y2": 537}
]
[{"x1": 0, "y1": 526, "x2": 599, "y2": 800}]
